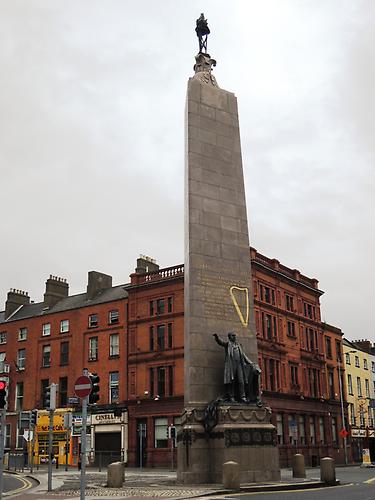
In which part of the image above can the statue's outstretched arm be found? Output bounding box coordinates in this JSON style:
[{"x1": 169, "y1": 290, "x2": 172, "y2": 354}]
[{"x1": 213, "y1": 333, "x2": 226, "y2": 347}]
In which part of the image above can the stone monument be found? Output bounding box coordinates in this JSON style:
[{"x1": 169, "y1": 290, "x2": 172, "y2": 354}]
[{"x1": 177, "y1": 15, "x2": 280, "y2": 484}]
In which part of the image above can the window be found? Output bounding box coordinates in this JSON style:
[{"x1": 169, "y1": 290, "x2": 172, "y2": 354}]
[
  {"x1": 167, "y1": 297, "x2": 173, "y2": 313},
  {"x1": 157, "y1": 299, "x2": 165, "y2": 315},
  {"x1": 89, "y1": 337, "x2": 98, "y2": 361},
  {"x1": 288, "y1": 415, "x2": 297, "y2": 445},
  {"x1": 157, "y1": 325, "x2": 165, "y2": 351},
  {"x1": 319, "y1": 417, "x2": 325, "y2": 444},
  {"x1": 260, "y1": 284, "x2": 275, "y2": 305},
  {"x1": 262, "y1": 313, "x2": 277, "y2": 340},
  {"x1": 290, "y1": 364, "x2": 299, "y2": 386},
  {"x1": 346, "y1": 353, "x2": 351, "y2": 365},
  {"x1": 355, "y1": 356, "x2": 360, "y2": 368},
  {"x1": 0, "y1": 332, "x2": 7, "y2": 345},
  {"x1": 168, "y1": 366, "x2": 174, "y2": 396},
  {"x1": 328, "y1": 371, "x2": 335, "y2": 399},
  {"x1": 349, "y1": 403, "x2": 356, "y2": 425},
  {"x1": 109, "y1": 371, "x2": 119, "y2": 403},
  {"x1": 157, "y1": 367, "x2": 166, "y2": 397},
  {"x1": 298, "y1": 415, "x2": 306, "y2": 445},
  {"x1": 149, "y1": 368, "x2": 154, "y2": 398},
  {"x1": 60, "y1": 320, "x2": 69, "y2": 333},
  {"x1": 109, "y1": 334, "x2": 119, "y2": 357},
  {"x1": 5, "y1": 424, "x2": 11, "y2": 449},
  {"x1": 18, "y1": 327, "x2": 27, "y2": 341},
  {"x1": 59, "y1": 377, "x2": 68, "y2": 407},
  {"x1": 360, "y1": 406, "x2": 365, "y2": 427},
  {"x1": 60, "y1": 342, "x2": 69, "y2": 365},
  {"x1": 41, "y1": 379, "x2": 49, "y2": 408},
  {"x1": 17, "y1": 349, "x2": 26, "y2": 370},
  {"x1": 150, "y1": 300, "x2": 154, "y2": 316},
  {"x1": 325, "y1": 338, "x2": 332, "y2": 359},
  {"x1": 372, "y1": 361, "x2": 375, "y2": 373},
  {"x1": 42, "y1": 323, "x2": 51, "y2": 337},
  {"x1": 335, "y1": 341, "x2": 342, "y2": 362},
  {"x1": 309, "y1": 416, "x2": 316, "y2": 444},
  {"x1": 303, "y1": 302, "x2": 315, "y2": 319},
  {"x1": 307, "y1": 368, "x2": 321, "y2": 397},
  {"x1": 42, "y1": 345, "x2": 51, "y2": 367},
  {"x1": 149, "y1": 326, "x2": 154, "y2": 351},
  {"x1": 15, "y1": 382, "x2": 24, "y2": 411},
  {"x1": 286, "y1": 294, "x2": 294, "y2": 312},
  {"x1": 17, "y1": 428, "x2": 25, "y2": 449},
  {"x1": 365, "y1": 379, "x2": 370, "y2": 398},
  {"x1": 287, "y1": 321, "x2": 295, "y2": 337},
  {"x1": 305, "y1": 328, "x2": 319, "y2": 353},
  {"x1": 154, "y1": 417, "x2": 168, "y2": 448},
  {"x1": 364, "y1": 359, "x2": 368, "y2": 370},
  {"x1": 109, "y1": 310, "x2": 119, "y2": 324},
  {"x1": 276, "y1": 414, "x2": 284, "y2": 445},
  {"x1": 347, "y1": 374, "x2": 353, "y2": 395},
  {"x1": 88, "y1": 314, "x2": 98, "y2": 328},
  {"x1": 357, "y1": 377, "x2": 362, "y2": 397},
  {"x1": 167, "y1": 323, "x2": 173, "y2": 349}
]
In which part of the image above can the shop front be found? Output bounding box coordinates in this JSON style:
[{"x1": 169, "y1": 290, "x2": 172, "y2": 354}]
[
  {"x1": 34, "y1": 410, "x2": 71, "y2": 465},
  {"x1": 90, "y1": 410, "x2": 128, "y2": 467},
  {"x1": 351, "y1": 428, "x2": 367, "y2": 463}
]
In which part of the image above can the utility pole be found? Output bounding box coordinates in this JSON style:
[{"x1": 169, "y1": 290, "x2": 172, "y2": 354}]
[
  {"x1": 80, "y1": 368, "x2": 89, "y2": 500},
  {"x1": 46, "y1": 383, "x2": 57, "y2": 492}
]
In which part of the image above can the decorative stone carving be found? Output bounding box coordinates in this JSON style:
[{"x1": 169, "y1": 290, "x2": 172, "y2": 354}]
[{"x1": 193, "y1": 53, "x2": 219, "y2": 88}]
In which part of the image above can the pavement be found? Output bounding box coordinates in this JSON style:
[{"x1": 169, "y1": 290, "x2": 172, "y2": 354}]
[{"x1": 5, "y1": 466, "x2": 340, "y2": 499}]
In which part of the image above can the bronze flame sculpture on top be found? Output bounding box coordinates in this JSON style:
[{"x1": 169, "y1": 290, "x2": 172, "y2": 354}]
[{"x1": 195, "y1": 13, "x2": 210, "y2": 54}]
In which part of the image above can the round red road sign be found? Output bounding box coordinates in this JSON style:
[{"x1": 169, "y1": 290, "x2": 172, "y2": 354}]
[
  {"x1": 74, "y1": 375, "x2": 92, "y2": 398},
  {"x1": 339, "y1": 428, "x2": 349, "y2": 438}
]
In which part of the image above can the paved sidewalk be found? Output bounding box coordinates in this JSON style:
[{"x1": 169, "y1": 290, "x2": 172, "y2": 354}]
[{"x1": 11, "y1": 466, "x2": 335, "y2": 499}]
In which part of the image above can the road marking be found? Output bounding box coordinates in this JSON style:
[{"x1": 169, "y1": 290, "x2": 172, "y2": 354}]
[
  {"x1": 365, "y1": 476, "x2": 375, "y2": 484},
  {"x1": 3, "y1": 474, "x2": 33, "y2": 497}
]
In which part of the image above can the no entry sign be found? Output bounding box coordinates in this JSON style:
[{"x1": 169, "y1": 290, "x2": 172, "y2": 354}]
[{"x1": 74, "y1": 375, "x2": 92, "y2": 398}]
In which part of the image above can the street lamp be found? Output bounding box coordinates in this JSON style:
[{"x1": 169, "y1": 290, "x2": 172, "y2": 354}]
[{"x1": 338, "y1": 349, "x2": 357, "y2": 465}]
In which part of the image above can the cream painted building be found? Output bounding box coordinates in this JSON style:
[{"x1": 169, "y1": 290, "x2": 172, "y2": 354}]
[{"x1": 343, "y1": 338, "x2": 375, "y2": 463}]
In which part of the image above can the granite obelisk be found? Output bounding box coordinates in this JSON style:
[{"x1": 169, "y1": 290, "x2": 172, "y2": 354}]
[{"x1": 177, "y1": 16, "x2": 280, "y2": 484}]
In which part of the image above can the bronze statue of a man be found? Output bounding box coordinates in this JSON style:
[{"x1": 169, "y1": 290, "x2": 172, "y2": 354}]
[{"x1": 213, "y1": 332, "x2": 261, "y2": 404}]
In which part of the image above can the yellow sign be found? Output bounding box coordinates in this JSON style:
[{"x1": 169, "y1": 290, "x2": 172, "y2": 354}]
[
  {"x1": 229, "y1": 286, "x2": 249, "y2": 327},
  {"x1": 36, "y1": 413, "x2": 65, "y2": 433}
]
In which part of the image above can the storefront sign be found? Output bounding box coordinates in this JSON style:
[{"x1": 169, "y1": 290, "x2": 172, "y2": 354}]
[
  {"x1": 91, "y1": 413, "x2": 123, "y2": 425},
  {"x1": 351, "y1": 429, "x2": 367, "y2": 438},
  {"x1": 368, "y1": 429, "x2": 375, "y2": 438}
]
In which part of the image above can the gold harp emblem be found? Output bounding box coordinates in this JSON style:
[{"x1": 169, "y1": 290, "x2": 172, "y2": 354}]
[{"x1": 229, "y1": 286, "x2": 249, "y2": 327}]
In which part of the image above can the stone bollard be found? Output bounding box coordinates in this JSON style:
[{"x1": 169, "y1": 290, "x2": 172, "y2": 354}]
[
  {"x1": 223, "y1": 461, "x2": 240, "y2": 490},
  {"x1": 107, "y1": 461, "x2": 125, "y2": 488},
  {"x1": 320, "y1": 457, "x2": 336, "y2": 485},
  {"x1": 292, "y1": 453, "x2": 306, "y2": 478}
]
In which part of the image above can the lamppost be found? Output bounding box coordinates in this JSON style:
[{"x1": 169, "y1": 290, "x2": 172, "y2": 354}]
[{"x1": 338, "y1": 349, "x2": 356, "y2": 465}]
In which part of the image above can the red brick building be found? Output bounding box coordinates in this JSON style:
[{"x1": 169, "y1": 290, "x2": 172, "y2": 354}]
[{"x1": 0, "y1": 251, "x2": 347, "y2": 467}]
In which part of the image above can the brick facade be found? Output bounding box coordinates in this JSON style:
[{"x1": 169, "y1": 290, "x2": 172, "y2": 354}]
[{"x1": 0, "y1": 251, "x2": 347, "y2": 467}]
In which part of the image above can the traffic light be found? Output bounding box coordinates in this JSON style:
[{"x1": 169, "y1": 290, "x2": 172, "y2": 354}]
[
  {"x1": 30, "y1": 409, "x2": 38, "y2": 427},
  {"x1": 45, "y1": 384, "x2": 57, "y2": 410},
  {"x1": 89, "y1": 373, "x2": 100, "y2": 404},
  {"x1": 0, "y1": 380, "x2": 8, "y2": 409}
]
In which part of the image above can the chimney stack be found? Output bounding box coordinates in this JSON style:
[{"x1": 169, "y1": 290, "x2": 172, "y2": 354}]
[
  {"x1": 43, "y1": 275, "x2": 69, "y2": 309},
  {"x1": 5, "y1": 289, "x2": 30, "y2": 319},
  {"x1": 135, "y1": 255, "x2": 159, "y2": 274},
  {"x1": 87, "y1": 271, "x2": 112, "y2": 300}
]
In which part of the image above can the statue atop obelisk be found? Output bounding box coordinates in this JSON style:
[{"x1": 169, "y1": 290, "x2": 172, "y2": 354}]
[{"x1": 177, "y1": 15, "x2": 280, "y2": 484}]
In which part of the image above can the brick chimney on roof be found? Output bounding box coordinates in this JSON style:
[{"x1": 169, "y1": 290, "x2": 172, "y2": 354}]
[
  {"x1": 87, "y1": 271, "x2": 112, "y2": 300},
  {"x1": 5, "y1": 289, "x2": 30, "y2": 320},
  {"x1": 353, "y1": 339, "x2": 372, "y2": 353},
  {"x1": 135, "y1": 255, "x2": 159, "y2": 274},
  {"x1": 43, "y1": 275, "x2": 69, "y2": 309}
]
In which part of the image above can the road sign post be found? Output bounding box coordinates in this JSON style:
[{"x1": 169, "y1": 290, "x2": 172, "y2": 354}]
[{"x1": 0, "y1": 408, "x2": 6, "y2": 500}]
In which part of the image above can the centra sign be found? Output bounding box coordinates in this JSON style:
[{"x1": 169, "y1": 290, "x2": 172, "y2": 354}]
[{"x1": 91, "y1": 412, "x2": 123, "y2": 425}]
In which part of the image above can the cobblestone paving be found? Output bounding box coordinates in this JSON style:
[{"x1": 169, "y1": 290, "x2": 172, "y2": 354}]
[{"x1": 48, "y1": 486, "x2": 215, "y2": 497}]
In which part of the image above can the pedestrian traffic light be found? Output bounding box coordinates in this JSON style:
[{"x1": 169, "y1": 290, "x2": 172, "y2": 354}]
[
  {"x1": 89, "y1": 373, "x2": 100, "y2": 404},
  {"x1": 0, "y1": 380, "x2": 8, "y2": 409},
  {"x1": 30, "y1": 409, "x2": 38, "y2": 427}
]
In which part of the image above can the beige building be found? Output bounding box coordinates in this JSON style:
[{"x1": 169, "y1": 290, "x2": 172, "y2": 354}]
[{"x1": 343, "y1": 338, "x2": 375, "y2": 463}]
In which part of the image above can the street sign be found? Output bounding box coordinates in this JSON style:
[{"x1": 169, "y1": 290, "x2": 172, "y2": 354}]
[
  {"x1": 74, "y1": 376, "x2": 92, "y2": 398},
  {"x1": 23, "y1": 430, "x2": 33, "y2": 442},
  {"x1": 339, "y1": 428, "x2": 349, "y2": 438},
  {"x1": 68, "y1": 397, "x2": 79, "y2": 405}
]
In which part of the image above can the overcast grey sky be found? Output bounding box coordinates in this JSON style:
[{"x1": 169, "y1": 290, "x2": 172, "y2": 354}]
[{"x1": 0, "y1": 1, "x2": 374, "y2": 341}]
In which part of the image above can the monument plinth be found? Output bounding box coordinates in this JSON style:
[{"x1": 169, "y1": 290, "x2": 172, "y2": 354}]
[{"x1": 177, "y1": 15, "x2": 280, "y2": 484}]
